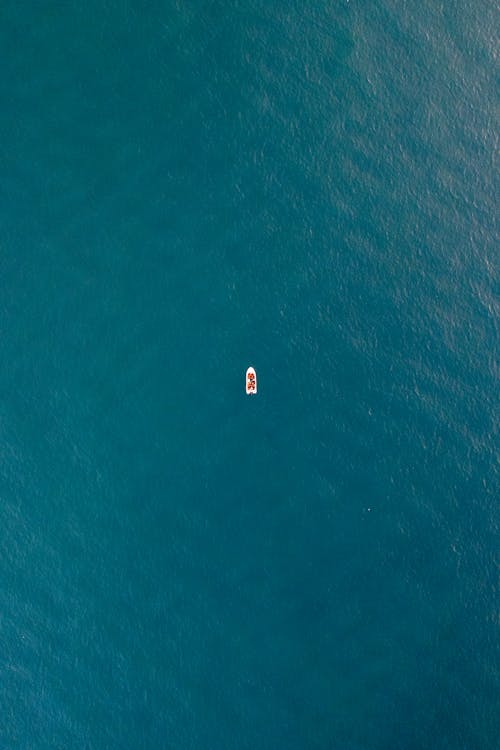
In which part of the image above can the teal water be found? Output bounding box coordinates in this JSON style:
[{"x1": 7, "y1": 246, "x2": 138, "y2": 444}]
[{"x1": 0, "y1": 2, "x2": 498, "y2": 748}]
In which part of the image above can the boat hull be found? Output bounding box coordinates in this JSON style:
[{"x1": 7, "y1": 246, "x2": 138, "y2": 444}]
[{"x1": 246, "y1": 367, "x2": 257, "y2": 394}]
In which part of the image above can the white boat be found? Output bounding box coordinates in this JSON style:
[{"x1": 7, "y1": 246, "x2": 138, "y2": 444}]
[{"x1": 246, "y1": 366, "x2": 257, "y2": 395}]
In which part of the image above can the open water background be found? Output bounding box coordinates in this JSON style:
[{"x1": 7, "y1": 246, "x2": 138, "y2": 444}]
[{"x1": 0, "y1": 1, "x2": 498, "y2": 748}]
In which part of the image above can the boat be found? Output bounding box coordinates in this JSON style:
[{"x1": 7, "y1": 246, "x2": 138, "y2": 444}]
[{"x1": 246, "y1": 366, "x2": 257, "y2": 395}]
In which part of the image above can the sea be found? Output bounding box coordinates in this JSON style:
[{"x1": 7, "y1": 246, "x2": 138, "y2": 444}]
[{"x1": 0, "y1": 1, "x2": 498, "y2": 748}]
